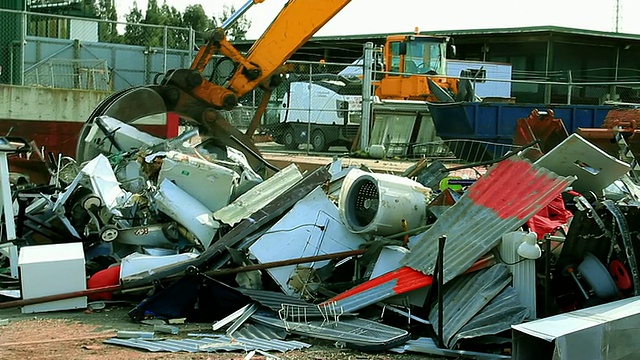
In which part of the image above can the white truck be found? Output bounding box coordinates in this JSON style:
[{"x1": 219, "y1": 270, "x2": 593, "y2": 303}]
[{"x1": 266, "y1": 74, "x2": 362, "y2": 152}]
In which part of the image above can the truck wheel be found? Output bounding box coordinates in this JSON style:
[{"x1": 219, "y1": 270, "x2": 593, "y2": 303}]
[
  {"x1": 311, "y1": 130, "x2": 328, "y2": 152},
  {"x1": 283, "y1": 129, "x2": 299, "y2": 150}
]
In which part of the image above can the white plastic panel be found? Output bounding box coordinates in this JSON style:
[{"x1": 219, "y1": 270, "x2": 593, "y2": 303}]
[
  {"x1": 158, "y1": 151, "x2": 239, "y2": 212},
  {"x1": 248, "y1": 187, "x2": 365, "y2": 297},
  {"x1": 154, "y1": 179, "x2": 219, "y2": 248}
]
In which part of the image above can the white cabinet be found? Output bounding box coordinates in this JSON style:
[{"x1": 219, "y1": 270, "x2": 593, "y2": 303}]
[{"x1": 18, "y1": 243, "x2": 87, "y2": 313}]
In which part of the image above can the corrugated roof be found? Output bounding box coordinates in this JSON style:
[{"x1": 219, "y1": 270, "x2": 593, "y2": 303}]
[
  {"x1": 428, "y1": 264, "x2": 511, "y2": 348},
  {"x1": 104, "y1": 334, "x2": 310, "y2": 353},
  {"x1": 402, "y1": 156, "x2": 575, "y2": 283},
  {"x1": 234, "y1": 25, "x2": 640, "y2": 43}
]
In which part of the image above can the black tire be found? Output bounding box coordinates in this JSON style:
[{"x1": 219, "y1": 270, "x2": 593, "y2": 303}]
[
  {"x1": 283, "y1": 128, "x2": 299, "y2": 150},
  {"x1": 311, "y1": 129, "x2": 328, "y2": 152}
]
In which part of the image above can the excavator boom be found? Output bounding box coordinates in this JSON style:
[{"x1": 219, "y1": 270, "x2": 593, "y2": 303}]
[{"x1": 227, "y1": 0, "x2": 351, "y2": 96}]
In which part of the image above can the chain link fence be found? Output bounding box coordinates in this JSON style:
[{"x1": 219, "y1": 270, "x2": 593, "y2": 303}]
[
  {"x1": 3, "y1": 8, "x2": 640, "y2": 159},
  {"x1": 1, "y1": 8, "x2": 194, "y2": 90}
]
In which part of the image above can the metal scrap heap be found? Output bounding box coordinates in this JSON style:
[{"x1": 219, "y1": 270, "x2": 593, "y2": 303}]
[{"x1": 1, "y1": 112, "x2": 640, "y2": 359}]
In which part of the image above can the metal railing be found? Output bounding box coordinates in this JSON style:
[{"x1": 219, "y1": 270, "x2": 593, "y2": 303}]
[{"x1": 24, "y1": 58, "x2": 109, "y2": 90}]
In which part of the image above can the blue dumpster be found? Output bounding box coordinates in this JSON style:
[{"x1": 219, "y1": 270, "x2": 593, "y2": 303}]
[{"x1": 428, "y1": 102, "x2": 612, "y2": 143}]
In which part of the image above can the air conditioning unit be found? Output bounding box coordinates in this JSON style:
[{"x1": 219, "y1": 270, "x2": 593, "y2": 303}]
[{"x1": 338, "y1": 169, "x2": 430, "y2": 236}]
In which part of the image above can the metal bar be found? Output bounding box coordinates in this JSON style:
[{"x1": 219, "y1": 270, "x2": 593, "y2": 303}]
[
  {"x1": 443, "y1": 139, "x2": 540, "y2": 172},
  {"x1": 436, "y1": 235, "x2": 446, "y2": 349},
  {"x1": 163, "y1": 26, "x2": 168, "y2": 74},
  {"x1": 0, "y1": 246, "x2": 361, "y2": 310},
  {"x1": 544, "y1": 234, "x2": 551, "y2": 317},
  {"x1": 0, "y1": 285, "x2": 123, "y2": 309},
  {"x1": 20, "y1": 11, "x2": 26, "y2": 86},
  {"x1": 23, "y1": 43, "x2": 74, "y2": 73},
  {"x1": 0, "y1": 153, "x2": 15, "y2": 240},
  {"x1": 360, "y1": 42, "x2": 374, "y2": 150},
  {"x1": 221, "y1": 0, "x2": 258, "y2": 30},
  {"x1": 203, "y1": 248, "x2": 366, "y2": 277},
  {"x1": 245, "y1": 88, "x2": 272, "y2": 137}
]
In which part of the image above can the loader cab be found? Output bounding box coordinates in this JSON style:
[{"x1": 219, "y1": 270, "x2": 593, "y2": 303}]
[
  {"x1": 376, "y1": 34, "x2": 459, "y2": 102},
  {"x1": 386, "y1": 35, "x2": 448, "y2": 76}
]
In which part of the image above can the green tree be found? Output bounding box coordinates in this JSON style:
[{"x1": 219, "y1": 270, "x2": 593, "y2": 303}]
[
  {"x1": 183, "y1": 4, "x2": 216, "y2": 45},
  {"x1": 123, "y1": 1, "x2": 144, "y2": 45},
  {"x1": 96, "y1": 0, "x2": 121, "y2": 43},
  {"x1": 141, "y1": 0, "x2": 163, "y2": 47},
  {"x1": 219, "y1": 5, "x2": 251, "y2": 41},
  {"x1": 160, "y1": 1, "x2": 185, "y2": 48}
]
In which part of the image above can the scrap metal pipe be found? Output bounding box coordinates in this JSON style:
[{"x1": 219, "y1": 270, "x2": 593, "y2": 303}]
[{"x1": 0, "y1": 248, "x2": 365, "y2": 310}]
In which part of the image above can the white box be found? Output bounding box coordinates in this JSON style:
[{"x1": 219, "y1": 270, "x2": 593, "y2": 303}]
[
  {"x1": 158, "y1": 151, "x2": 239, "y2": 212},
  {"x1": 18, "y1": 243, "x2": 87, "y2": 313}
]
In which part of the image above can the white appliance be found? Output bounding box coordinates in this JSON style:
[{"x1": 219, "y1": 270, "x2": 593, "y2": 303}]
[
  {"x1": 158, "y1": 151, "x2": 239, "y2": 212},
  {"x1": 338, "y1": 168, "x2": 430, "y2": 236},
  {"x1": 18, "y1": 243, "x2": 87, "y2": 313}
]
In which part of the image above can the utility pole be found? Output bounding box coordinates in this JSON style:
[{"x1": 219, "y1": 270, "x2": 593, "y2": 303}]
[{"x1": 615, "y1": 0, "x2": 620, "y2": 33}]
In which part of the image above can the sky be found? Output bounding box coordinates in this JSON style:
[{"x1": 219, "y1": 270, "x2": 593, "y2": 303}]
[{"x1": 115, "y1": 0, "x2": 639, "y2": 40}]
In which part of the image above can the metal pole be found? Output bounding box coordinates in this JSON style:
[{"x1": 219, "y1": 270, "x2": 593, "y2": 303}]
[
  {"x1": 307, "y1": 64, "x2": 312, "y2": 154},
  {"x1": 567, "y1": 70, "x2": 572, "y2": 105},
  {"x1": 615, "y1": 0, "x2": 620, "y2": 33},
  {"x1": 21, "y1": 10, "x2": 27, "y2": 86},
  {"x1": 612, "y1": 46, "x2": 620, "y2": 101},
  {"x1": 221, "y1": 0, "x2": 258, "y2": 30},
  {"x1": 361, "y1": 42, "x2": 374, "y2": 150},
  {"x1": 436, "y1": 235, "x2": 446, "y2": 348},
  {"x1": 0, "y1": 153, "x2": 16, "y2": 241},
  {"x1": 188, "y1": 28, "x2": 195, "y2": 61},
  {"x1": 0, "y1": 249, "x2": 365, "y2": 310},
  {"x1": 544, "y1": 39, "x2": 552, "y2": 104},
  {"x1": 163, "y1": 26, "x2": 168, "y2": 74}
]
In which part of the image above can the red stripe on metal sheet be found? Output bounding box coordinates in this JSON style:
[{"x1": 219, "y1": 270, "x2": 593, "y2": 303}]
[
  {"x1": 466, "y1": 158, "x2": 572, "y2": 220},
  {"x1": 327, "y1": 267, "x2": 432, "y2": 303}
]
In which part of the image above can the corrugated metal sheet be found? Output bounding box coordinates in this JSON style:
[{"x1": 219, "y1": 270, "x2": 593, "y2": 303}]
[
  {"x1": 233, "y1": 323, "x2": 287, "y2": 340},
  {"x1": 213, "y1": 164, "x2": 303, "y2": 226},
  {"x1": 402, "y1": 156, "x2": 575, "y2": 283},
  {"x1": 450, "y1": 285, "x2": 529, "y2": 347},
  {"x1": 429, "y1": 264, "x2": 511, "y2": 348},
  {"x1": 322, "y1": 267, "x2": 433, "y2": 313},
  {"x1": 389, "y1": 337, "x2": 511, "y2": 359},
  {"x1": 104, "y1": 334, "x2": 310, "y2": 353}
]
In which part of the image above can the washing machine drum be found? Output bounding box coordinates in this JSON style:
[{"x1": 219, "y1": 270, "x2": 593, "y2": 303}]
[{"x1": 339, "y1": 169, "x2": 430, "y2": 236}]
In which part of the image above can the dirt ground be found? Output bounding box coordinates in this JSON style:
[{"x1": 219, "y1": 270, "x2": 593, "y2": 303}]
[{"x1": 0, "y1": 303, "x2": 442, "y2": 360}]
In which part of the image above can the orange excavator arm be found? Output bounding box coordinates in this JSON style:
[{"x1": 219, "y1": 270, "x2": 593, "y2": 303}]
[
  {"x1": 163, "y1": 0, "x2": 351, "y2": 112},
  {"x1": 226, "y1": 0, "x2": 351, "y2": 96}
]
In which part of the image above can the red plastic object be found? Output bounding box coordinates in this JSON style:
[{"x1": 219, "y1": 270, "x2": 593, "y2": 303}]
[
  {"x1": 87, "y1": 265, "x2": 121, "y2": 301},
  {"x1": 609, "y1": 260, "x2": 633, "y2": 290}
]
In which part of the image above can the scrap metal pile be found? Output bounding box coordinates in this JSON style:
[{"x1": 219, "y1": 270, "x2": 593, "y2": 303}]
[{"x1": 1, "y1": 109, "x2": 640, "y2": 359}]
